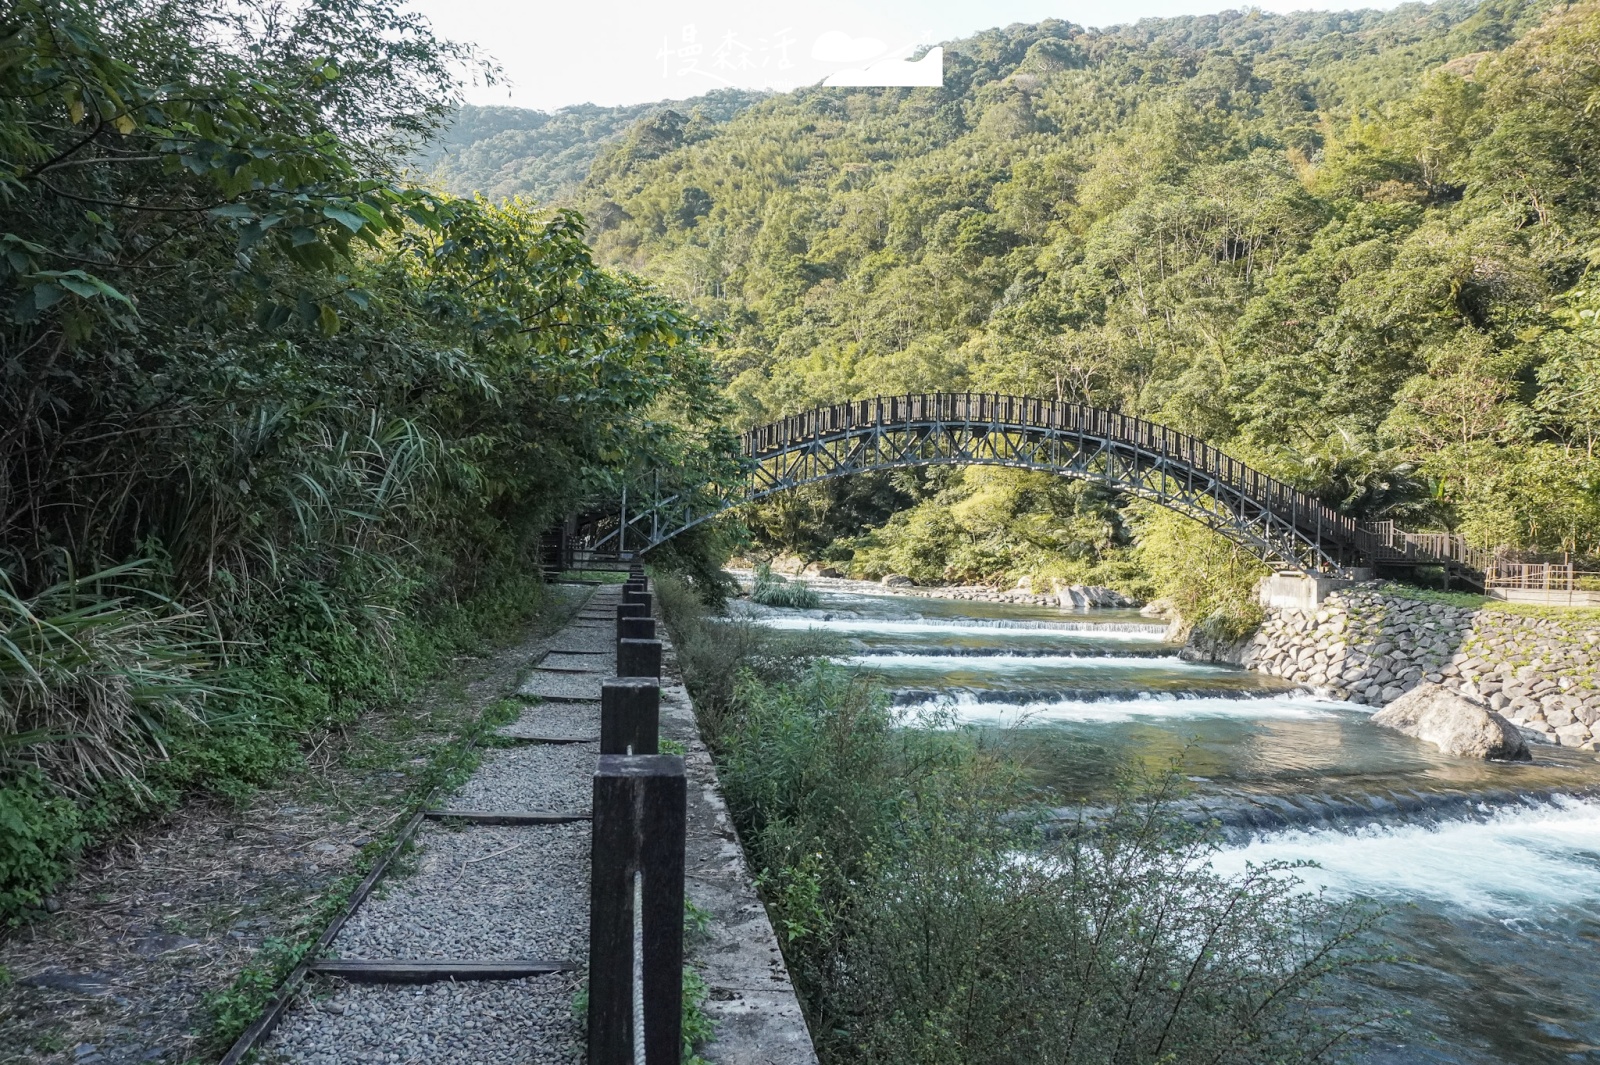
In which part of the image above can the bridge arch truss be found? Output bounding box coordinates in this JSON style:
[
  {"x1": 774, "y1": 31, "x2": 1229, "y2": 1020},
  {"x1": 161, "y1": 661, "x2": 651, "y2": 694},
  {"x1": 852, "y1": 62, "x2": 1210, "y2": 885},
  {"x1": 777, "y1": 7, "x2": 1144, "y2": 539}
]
[{"x1": 598, "y1": 393, "x2": 1383, "y2": 578}]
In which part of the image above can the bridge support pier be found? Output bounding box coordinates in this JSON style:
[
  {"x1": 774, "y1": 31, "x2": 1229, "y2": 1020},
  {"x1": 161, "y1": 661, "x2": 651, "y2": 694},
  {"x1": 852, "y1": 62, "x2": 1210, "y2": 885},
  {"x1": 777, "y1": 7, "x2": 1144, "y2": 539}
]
[{"x1": 1258, "y1": 570, "x2": 1374, "y2": 610}]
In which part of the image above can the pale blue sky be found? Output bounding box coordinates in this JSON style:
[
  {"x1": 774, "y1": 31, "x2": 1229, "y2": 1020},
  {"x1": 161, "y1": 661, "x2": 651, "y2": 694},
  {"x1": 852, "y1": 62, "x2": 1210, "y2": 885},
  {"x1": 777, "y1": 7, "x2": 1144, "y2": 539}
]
[{"x1": 408, "y1": 0, "x2": 1402, "y2": 112}]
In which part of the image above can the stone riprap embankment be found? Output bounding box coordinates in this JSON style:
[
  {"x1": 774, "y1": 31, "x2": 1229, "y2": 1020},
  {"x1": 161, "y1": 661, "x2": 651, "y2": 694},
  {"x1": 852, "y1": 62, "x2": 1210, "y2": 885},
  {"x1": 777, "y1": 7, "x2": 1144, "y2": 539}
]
[{"x1": 1233, "y1": 587, "x2": 1600, "y2": 750}]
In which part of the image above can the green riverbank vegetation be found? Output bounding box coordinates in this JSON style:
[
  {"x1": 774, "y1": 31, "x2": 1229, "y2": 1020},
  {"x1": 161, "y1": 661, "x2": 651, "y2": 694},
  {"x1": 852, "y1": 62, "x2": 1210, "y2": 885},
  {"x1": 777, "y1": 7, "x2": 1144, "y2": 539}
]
[
  {"x1": 657, "y1": 575, "x2": 1383, "y2": 1064},
  {"x1": 0, "y1": 0, "x2": 735, "y2": 921},
  {"x1": 549, "y1": 0, "x2": 1600, "y2": 599},
  {"x1": 748, "y1": 563, "x2": 822, "y2": 610}
]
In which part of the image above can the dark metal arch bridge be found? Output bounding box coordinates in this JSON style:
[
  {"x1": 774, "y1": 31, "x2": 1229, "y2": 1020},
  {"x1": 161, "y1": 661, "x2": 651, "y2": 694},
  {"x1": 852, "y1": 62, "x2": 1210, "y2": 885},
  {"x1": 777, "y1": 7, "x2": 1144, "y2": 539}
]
[{"x1": 588, "y1": 393, "x2": 1481, "y2": 581}]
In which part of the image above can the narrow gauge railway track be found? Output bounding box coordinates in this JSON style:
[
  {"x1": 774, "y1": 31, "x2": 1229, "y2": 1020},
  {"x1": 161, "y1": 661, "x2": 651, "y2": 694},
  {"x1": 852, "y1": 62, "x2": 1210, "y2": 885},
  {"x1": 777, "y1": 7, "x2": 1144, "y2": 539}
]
[{"x1": 222, "y1": 583, "x2": 621, "y2": 1065}]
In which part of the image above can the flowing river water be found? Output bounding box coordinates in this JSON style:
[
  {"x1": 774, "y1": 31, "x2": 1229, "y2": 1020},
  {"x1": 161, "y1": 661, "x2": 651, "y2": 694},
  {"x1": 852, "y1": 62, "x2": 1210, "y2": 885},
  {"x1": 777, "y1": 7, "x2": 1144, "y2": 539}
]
[{"x1": 745, "y1": 585, "x2": 1600, "y2": 1064}]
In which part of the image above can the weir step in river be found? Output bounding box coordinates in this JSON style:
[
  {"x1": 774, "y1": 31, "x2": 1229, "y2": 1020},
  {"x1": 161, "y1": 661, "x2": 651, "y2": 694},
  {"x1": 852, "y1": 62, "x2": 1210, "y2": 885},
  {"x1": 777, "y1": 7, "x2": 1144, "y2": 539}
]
[{"x1": 739, "y1": 584, "x2": 1600, "y2": 1065}]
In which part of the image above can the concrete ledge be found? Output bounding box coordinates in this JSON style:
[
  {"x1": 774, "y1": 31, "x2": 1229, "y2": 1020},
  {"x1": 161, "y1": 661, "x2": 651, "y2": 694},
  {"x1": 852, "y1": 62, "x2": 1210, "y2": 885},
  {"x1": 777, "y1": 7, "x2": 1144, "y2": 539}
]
[
  {"x1": 655, "y1": 637, "x2": 819, "y2": 1064},
  {"x1": 1258, "y1": 572, "x2": 1357, "y2": 610},
  {"x1": 1488, "y1": 588, "x2": 1600, "y2": 607}
]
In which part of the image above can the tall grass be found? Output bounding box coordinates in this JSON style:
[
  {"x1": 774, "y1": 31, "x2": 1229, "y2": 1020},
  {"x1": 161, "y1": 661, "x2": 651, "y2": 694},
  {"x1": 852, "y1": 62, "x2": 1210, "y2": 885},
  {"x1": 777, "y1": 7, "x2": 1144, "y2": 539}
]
[
  {"x1": 1, "y1": 563, "x2": 217, "y2": 797},
  {"x1": 655, "y1": 573, "x2": 840, "y2": 736},
  {"x1": 749, "y1": 563, "x2": 821, "y2": 610},
  {"x1": 658, "y1": 577, "x2": 1381, "y2": 1064}
]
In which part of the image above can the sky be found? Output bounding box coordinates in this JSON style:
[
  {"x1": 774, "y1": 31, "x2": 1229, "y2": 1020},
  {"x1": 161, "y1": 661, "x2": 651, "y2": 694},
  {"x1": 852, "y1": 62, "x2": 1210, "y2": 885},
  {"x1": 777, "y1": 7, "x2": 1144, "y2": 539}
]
[{"x1": 406, "y1": 0, "x2": 1400, "y2": 113}]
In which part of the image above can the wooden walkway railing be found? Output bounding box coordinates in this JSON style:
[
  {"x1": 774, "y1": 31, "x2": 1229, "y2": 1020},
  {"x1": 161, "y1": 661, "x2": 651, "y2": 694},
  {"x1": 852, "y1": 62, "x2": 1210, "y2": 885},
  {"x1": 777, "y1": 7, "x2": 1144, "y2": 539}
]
[{"x1": 1365, "y1": 521, "x2": 1496, "y2": 573}]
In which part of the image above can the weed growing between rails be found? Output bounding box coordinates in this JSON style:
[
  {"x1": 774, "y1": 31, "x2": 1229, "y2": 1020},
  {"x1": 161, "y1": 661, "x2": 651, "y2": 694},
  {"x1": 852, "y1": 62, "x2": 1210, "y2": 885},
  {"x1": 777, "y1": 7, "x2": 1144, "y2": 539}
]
[
  {"x1": 655, "y1": 573, "x2": 1385, "y2": 1064},
  {"x1": 199, "y1": 693, "x2": 524, "y2": 1052}
]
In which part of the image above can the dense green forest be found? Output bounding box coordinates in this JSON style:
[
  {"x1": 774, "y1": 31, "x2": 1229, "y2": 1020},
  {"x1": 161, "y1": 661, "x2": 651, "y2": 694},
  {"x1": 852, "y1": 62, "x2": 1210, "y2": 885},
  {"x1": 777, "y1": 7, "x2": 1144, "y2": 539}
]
[
  {"x1": 0, "y1": 0, "x2": 733, "y2": 919},
  {"x1": 550, "y1": 0, "x2": 1600, "y2": 599},
  {"x1": 415, "y1": 91, "x2": 763, "y2": 202}
]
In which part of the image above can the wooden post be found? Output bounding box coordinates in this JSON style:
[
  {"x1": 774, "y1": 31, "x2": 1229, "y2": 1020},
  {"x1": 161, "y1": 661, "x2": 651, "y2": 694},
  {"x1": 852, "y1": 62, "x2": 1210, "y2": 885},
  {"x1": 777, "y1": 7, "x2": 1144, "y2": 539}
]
[
  {"x1": 623, "y1": 589, "x2": 654, "y2": 615},
  {"x1": 618, "y1": 638, "x2": 662, "y2": 679},
  {"x1": 588, "y1": 754, "x2": 686, "y2": 1065},
  {"x1": 619, "y1": 616, "x2": 657, "y2": 644},
  {"x1": 600, "y1": 679, "x2": 660, "y2": 756},
  {"x1": 617, "y1": 601, "x2": 649, "y2": 625}
]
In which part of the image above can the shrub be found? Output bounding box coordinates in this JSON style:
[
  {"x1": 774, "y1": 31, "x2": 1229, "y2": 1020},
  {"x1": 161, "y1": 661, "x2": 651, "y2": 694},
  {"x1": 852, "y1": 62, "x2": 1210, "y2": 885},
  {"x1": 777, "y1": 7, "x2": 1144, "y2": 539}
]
[
  {"x1": 724, "y1": 668, "x2": 1379, "y2": 1064},
  {"x1": 0, "y1": 769, "x2": 86, "y2": 917},
  {"x1": 1132, "y1": 506, "x2": 1271, "y2": 637},
  {"x1": 654, "y1": 572, "x2": 840, "y2": 736},
  {"x1": 749, "y1": 563, "x2": 821, "y2": 609}
]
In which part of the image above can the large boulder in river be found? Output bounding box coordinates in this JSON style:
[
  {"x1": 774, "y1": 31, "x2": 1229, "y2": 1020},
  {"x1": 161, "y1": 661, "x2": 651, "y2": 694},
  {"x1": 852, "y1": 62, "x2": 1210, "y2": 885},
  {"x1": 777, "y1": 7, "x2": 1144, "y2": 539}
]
[
  {"x1": 1056, "y1": 584, "x2": 1131, "y2": 609},
  {"x1": 880, "y1": 574, "x2": 915, "y2": 587},
  {"x1": 1371, "y1": 683, "x2": 1531, "y2": 761}
]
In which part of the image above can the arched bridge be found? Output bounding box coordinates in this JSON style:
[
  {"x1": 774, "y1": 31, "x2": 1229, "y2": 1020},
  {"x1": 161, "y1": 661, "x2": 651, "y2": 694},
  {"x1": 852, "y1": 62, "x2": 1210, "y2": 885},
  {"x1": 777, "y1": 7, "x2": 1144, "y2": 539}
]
[{"x1": 591, "y1": 393, "x2": 1479, "y2": 581}]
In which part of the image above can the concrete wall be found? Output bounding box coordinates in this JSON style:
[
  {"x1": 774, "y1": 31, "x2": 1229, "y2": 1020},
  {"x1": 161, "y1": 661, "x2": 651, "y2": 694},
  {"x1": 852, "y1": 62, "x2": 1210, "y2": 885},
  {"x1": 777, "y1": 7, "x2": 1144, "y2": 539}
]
[
  {"x1": 1256, "y1": 570, "x2": 1376, "y2": 611},
  {"x1": 657, "y1": 619, "x2": 819, "y2": 1064}
]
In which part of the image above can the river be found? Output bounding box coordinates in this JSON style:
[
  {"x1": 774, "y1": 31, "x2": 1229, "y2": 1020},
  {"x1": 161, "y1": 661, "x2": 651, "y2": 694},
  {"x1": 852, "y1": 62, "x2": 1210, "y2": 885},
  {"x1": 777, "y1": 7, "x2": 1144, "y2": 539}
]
[{"x1": 744, "y1": 584, "x2": 1600, "y2": 1064}]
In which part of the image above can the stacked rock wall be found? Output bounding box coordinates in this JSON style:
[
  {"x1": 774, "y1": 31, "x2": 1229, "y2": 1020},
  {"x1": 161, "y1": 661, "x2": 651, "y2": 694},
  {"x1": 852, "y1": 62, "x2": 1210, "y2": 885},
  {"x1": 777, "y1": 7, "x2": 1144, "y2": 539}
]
[{"x1": 1238, "y1": 587, "x2": 1600, "y2": 749}]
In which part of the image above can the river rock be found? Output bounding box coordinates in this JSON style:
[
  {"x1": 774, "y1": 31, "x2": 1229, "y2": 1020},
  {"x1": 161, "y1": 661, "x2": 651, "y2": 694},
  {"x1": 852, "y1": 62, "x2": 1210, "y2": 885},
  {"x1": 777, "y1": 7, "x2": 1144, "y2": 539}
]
[
  {"x1": 1371, "y1": 683, "x2": 1531, "y2": 761},
  {"x1": 880, "y1": 574, "x2": 914, "y2": 587},
  {"x1": 1140, "y1": 597, "x2": 1175, "y2": 618},
  {"x1": 1056, "y1": 584, "x2": 1130, "y2": 609}
]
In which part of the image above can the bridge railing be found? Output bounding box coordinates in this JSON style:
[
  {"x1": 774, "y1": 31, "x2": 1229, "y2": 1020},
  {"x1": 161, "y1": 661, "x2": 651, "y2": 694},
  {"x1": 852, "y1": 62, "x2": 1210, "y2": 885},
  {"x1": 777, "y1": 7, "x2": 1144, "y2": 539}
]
[
  {"x1": 1366, "y1": 521, "x2": 1494, "y2": 572},
  {"x1": 743, "y1": 393, "x2": 1367, "y2": 557}
]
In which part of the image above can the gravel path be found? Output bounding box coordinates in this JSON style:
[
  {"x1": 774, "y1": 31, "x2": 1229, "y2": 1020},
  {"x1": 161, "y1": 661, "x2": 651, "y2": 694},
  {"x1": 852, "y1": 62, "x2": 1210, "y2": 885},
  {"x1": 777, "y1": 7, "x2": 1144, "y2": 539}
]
[
  {"x1": 539, "y1": 652, "x2": 611, "y2": 671},
  {"x1": 451, "y1": 742, "x2": 598, "y2": 811},
  {"x1": 267, "y1": 974, "x2": 583, "y2": 1064},
  {"x1": 519, "y1": 670, "x2": 604, "y2": 701},
  {"x1": 261, "y1": 585, "x2": 607, "y2": 1065},
  {"x1": 498, "y1": 701, "x2": 599, "y2": 741},
  {"x1": 258, "y1": 578, "x2": 816, "y2": 1065},
  {"x1": 333, "y1": 823, "x2": 589, "y2": 962},
  {"x1": 548, "y1": 633, "x2": 615, "y2": 654}
]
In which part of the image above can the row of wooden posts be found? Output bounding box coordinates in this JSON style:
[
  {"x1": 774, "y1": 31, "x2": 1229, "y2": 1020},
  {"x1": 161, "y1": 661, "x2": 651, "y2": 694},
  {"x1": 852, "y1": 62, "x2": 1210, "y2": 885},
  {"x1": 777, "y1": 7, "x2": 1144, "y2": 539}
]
[{"x1": 589, "y1": 565, "x2": 685, "y2": 1064}]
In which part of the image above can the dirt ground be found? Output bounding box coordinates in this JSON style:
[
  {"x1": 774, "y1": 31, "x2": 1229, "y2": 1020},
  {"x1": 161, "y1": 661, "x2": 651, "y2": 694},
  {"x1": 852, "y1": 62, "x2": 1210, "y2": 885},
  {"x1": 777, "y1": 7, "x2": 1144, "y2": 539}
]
[{"x1": 0, "y1": 586, "x2": 589, "y2": 1065}]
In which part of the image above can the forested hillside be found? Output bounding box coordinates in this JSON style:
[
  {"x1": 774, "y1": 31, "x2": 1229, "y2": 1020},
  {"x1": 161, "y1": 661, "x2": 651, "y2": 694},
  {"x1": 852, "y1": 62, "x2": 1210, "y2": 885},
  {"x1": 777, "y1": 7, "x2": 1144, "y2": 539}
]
[
  {"x1": 562, "y1": 0, "x2": 1600, "y2": 597},
  {"x1": 416, "y1": 91, "x2": 763, "y2": 201}
]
